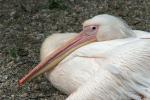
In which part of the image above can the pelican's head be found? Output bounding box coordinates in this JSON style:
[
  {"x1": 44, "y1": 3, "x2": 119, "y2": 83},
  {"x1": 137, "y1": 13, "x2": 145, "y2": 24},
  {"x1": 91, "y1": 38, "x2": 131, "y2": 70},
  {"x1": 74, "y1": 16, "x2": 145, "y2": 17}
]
[
  {"x1": 83, "y1": 14, "x2": 134, "y2": 41},
  {"x1": 19, "y1": 14, "x2": 134, "y2": 86}
]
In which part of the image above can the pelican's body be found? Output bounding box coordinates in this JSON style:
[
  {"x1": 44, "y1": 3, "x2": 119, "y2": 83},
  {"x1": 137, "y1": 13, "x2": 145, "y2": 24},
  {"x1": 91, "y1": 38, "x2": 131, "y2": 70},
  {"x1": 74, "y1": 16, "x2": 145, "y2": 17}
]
[
  {"x1": 41, "y1": 30, "x2": 150, "y2": 100},
  {"x1": 20, "y1": 14, "x2": 150, "y2": 100}
]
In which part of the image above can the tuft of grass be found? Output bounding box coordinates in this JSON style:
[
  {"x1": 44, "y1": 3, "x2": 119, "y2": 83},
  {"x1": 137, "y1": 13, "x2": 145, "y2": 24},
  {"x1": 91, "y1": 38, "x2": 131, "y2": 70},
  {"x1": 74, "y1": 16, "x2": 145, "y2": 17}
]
[
  {"x1": 48, "y1": 0, "x2": 68, "y2": 10},
  {"x1": 9, "y1": 48, "x2": 17, "y2": 59},
  {"x1": 9, "y1": 47, "x2": 29, "y2": 59},
  {"x1": 17, "y1": 48, "x2": 28, "y2": 57}
]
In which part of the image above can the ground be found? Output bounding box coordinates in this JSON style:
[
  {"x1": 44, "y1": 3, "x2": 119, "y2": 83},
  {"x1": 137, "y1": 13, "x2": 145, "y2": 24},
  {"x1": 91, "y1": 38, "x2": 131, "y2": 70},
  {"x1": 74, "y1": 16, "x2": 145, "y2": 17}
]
[{"x1": 0, "y1": 0, "x2": 149, "y2": 100}]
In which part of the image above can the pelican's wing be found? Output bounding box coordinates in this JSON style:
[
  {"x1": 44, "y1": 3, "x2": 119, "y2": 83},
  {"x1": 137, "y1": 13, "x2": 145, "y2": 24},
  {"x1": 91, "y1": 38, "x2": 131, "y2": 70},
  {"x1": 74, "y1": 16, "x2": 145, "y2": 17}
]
[
  {"x1": 66, "y1": 64, "x2": 149, "y2": 100},
  {"x1": 67, "y1": 38, "x2": 150, "y2": 100},
  {"x1": 104, "y1": 38, "x2": 150, "y2": 97},
  {"x1": 98, "y1": 38, "x2": 150, "y2": 99},
  {"x1": 67, "y1": 63, "x2": 150, "y2": 100}
]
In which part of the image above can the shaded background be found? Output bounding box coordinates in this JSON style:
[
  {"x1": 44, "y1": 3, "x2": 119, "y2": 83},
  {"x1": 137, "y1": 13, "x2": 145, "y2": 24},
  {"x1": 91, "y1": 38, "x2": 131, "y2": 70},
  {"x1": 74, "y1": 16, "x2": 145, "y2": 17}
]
[{"x1": 0, "y1": 0, "x2": 149, "y2": 99}]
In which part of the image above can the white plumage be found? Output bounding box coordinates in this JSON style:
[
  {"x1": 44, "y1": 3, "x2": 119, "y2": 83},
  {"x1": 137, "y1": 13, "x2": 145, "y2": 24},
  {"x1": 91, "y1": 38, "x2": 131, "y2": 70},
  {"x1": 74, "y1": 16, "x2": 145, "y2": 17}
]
[{"x1": 39, "y1": 14, "x2": 150, "y2": 100}]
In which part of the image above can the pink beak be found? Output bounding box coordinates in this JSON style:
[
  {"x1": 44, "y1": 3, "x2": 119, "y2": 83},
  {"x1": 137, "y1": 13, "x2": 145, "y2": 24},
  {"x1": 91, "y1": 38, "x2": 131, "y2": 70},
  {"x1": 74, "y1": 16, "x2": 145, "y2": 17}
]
[{"x1": 19, "y1": 26, "x2": 98, "y2": 86}]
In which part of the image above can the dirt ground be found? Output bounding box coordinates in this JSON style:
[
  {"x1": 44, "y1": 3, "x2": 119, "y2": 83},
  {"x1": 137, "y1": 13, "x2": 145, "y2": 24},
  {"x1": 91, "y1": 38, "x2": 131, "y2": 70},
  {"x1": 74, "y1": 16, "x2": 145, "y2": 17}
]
[{"x1": 0, "y1": 0, "x2": 149, "y2": 100}]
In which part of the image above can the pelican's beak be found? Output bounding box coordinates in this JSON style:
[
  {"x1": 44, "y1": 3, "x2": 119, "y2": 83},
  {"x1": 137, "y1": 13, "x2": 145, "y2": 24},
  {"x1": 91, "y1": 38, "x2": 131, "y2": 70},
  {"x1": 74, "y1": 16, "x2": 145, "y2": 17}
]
[{"x1": 19, "y1": 26, "x2": 98, "y2": 86}]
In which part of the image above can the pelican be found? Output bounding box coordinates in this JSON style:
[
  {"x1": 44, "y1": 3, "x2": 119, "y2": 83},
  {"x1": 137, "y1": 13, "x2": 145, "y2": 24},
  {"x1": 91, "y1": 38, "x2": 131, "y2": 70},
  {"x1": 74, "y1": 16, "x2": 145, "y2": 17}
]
[{"x1": 19, "y1": 14, "x2": 150, "y2": 100}]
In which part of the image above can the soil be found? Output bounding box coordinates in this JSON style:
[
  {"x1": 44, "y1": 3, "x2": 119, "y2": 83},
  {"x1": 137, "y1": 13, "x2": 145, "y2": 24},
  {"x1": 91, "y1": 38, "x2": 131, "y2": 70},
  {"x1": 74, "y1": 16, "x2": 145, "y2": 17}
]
[{"x1": 0, "y1": 0, "x2": 149, "y2": 100}]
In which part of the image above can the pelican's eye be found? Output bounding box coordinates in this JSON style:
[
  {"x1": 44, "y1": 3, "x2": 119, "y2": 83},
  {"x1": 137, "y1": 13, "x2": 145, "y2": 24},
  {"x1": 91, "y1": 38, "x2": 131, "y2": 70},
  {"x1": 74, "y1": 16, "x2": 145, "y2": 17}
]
[
  {"x1": 92, "y1": 26, "x2": 96, "y2": 30},
  {"x1": 82, "y1": 25, "x2": 99, "y2": 35}
]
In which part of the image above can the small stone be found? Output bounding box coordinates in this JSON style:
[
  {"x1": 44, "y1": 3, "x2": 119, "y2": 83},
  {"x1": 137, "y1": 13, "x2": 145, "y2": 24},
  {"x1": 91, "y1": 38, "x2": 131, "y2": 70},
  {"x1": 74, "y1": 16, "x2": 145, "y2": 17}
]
[
  {"x1": 23, "y1": 27, "x2": 28, "y2": 31},
  {"x1": 4, "y1": 75, "x2": 8, "y2": 80},
  {"x1": 11, "y1": 95, "x2": 15, "y2": 98},
  {"x1": 10, "y1": 11, "x2": 16, "y2": 17},
  {"x1": 21, "y1": 93, "x2": 28, "y2": 97},
  {"x1": 36, "y1": 34, "x2": 44, "y2": 40}
]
